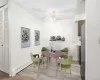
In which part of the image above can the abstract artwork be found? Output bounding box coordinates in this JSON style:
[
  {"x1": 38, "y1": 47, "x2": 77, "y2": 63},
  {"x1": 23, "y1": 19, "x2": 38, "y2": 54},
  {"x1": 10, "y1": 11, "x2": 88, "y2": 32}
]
[
  {"x1": 21, "y1": 27, "x2": 30, "y2": 48},
  {"x1": 35, "y1": 30, "x2": 40, "y2": 46}
]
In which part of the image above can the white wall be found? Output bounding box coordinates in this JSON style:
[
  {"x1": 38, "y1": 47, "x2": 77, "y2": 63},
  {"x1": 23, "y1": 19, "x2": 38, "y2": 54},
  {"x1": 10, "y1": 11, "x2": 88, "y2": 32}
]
[
  {"x1": 75, "y1": 13, "x2": 86, "y2": 21},
  {"x1": 86, "y1": 0, "x2": 100, "y2": 80},
  {"x1": 0, "y1": 0, "x2": 8, "y2": 7},
  {"x1": 7, "y1": 0, "x2": 86, "y2": 76},
  {"x1": 8, "y1": 1, "x2": 44, "y2": 75},
  {"x1": 76, "y1": 0, "x2": 85, "y2": 15},
  {"x1": 43, "y1": 19, "x2": 80, "y2": 61},
  {"x1": 0, "y1": 4, "x2": 9, "y2": 73}
]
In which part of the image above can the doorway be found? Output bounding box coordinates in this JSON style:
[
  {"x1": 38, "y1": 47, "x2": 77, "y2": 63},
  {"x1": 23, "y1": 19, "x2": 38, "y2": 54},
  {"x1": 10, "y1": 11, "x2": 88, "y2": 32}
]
[
  {"x1": 78, "y1": 20, "x2": 85, "y2": 80},
  {"x1": 0, "y1": 6, "x2": 9, "y2": 75}
]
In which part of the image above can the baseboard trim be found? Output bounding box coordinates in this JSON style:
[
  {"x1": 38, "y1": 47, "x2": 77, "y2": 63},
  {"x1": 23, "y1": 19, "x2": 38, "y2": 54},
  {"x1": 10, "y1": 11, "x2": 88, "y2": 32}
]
[
  {"x1": 9, "y1": 61, "x2": 32, "y2": 77},
  {"x1": 72, "y1": 60, "x2": 79, "y2": 64}
]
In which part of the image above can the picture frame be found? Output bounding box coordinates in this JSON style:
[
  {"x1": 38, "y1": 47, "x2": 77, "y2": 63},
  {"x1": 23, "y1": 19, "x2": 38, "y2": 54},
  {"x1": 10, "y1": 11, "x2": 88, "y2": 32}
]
[
  {"x1": 21, "y1": 27, "x2": 30, "y2": 48},
  {"x1": 35, "y1": 30, "x2": 40, "y2": 46}
]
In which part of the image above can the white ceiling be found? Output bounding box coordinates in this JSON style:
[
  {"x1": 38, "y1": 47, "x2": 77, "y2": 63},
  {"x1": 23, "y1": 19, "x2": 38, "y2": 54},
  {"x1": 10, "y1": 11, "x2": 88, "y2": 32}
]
[{"x1": 13, "y1": 0, "x2": 80, "y2": 20}]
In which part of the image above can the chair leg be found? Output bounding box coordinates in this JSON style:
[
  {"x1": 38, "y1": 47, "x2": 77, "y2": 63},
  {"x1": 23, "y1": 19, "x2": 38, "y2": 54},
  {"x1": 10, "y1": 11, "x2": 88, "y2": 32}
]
[
  {"x1": 70, "y1": 67, "x2": 72, "y2": 76},
  {"x1": 37, "y1": 66, "x2": 39, "y2": 76},
  {"x1": 56, "y1": 65, "x2": 58, "y2": 76},
  {"x1": 37, "y1": 60, "x2": 40, "y2": 77},
  {"x1": 48, "y1": 57, "x2": 50, "y2": 64},
  {"x1": 56, "y1": 58, "x2": 59, "y2": 76},
  {"x1": 33, "y1": 63, "x2": 35, "y2": 68},
  {"x1": 61, "y1": 68, "x2": 64, "y2": 80},
  {"x1": 46, "y1": 58, "x2": 48, "y2": 69},
  {"x1": 42, "y1": 57, "x2": 44, "y2": 68}
]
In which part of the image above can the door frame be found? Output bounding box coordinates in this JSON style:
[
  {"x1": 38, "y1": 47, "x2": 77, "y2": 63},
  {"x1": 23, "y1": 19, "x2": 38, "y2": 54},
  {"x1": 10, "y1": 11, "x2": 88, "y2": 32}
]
[{"x1": 0, "y1": 4, "x2": 11, "y2": 76}]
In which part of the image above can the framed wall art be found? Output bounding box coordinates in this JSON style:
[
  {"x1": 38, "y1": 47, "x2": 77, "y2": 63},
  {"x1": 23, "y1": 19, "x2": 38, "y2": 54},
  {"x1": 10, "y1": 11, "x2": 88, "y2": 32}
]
[
  {"x1": 21, "y1": 27, "x2": 30, "y2": 48},
  {"x1": 35, "y1": 30, "x2": 40, "y2": 46}
]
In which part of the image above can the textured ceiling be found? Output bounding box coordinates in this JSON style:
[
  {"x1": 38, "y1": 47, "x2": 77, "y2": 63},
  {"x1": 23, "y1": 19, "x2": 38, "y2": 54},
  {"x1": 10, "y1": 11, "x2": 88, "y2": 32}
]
[
  {"x1": 13, "y1": 0, "x2": 79, "y2": 20},
  {"x1": 15, "y1": 0, "x2": 77, "y2": 10}
]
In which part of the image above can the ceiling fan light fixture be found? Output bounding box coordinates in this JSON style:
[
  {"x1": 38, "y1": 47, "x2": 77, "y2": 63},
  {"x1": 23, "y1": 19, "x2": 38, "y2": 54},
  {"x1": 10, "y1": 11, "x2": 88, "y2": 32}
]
[{"x1": 50, "y1": 16, "x2": 56, "y2": 22}]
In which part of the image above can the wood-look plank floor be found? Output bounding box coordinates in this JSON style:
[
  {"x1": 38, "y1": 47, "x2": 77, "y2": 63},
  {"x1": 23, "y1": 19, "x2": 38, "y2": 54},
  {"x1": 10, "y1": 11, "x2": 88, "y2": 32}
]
[
  {"x1": 19, "y1": 58, "x2": 81, "y2": 80},
  {"x1": 0, "y1": 71, "x2": 9, "y2": 79},
  {"x1": 1, "y1": 75, "x2": 34, "y2": 80}
]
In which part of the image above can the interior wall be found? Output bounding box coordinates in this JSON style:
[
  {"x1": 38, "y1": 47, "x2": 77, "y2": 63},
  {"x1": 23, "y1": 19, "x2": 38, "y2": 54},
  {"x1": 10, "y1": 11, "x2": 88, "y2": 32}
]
[
  {"x1": 8, "y1": 1, "x2": 44, "y2": 75},
  {"x1": 43, "y1": 19, "x2": 80, "y2": 61},
  {"x1": 76, "y1": 0, "x2": 85, "y2": 14},
  {"x1": 86, "y1": 0, "x2": 100, "y2": 80},
  {"x1": 0, "y1": 0, "x2": 8, "y2": 7},
  {"x1": 8, "y1": 0, "x2": 86, "y2": 75}
]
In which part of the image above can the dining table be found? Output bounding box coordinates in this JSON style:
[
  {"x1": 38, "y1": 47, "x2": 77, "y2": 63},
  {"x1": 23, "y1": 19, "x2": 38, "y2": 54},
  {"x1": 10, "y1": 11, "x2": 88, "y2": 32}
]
[
  {"x1": 41, "y1": 51, "x2": 65, "y2": 69},
  {"x1": 42, "y1": 51, "x2": 65, "y2": 59}
]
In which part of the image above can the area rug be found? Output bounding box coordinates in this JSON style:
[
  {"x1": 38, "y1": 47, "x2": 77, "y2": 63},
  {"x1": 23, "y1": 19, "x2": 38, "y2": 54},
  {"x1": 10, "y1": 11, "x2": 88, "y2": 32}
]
[{"x1": 1, "y1": 75, "x2": 34, "y2": 80}]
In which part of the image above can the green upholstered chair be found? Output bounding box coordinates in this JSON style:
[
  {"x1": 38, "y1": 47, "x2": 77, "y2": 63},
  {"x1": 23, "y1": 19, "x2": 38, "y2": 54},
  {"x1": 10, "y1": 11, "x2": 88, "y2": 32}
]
[
  {"x1": 30, "y1": 53, "x2": 43, "y2": 76},
  {"x1": 41, "y1": 47, "x2": 49, "y2": 51},
  {"x1": 41, "y1": 47, "x2": 51, "y2": 66},
  {"x1": 61, "y1": 47, "x2": 68, "y2": 53},
  {"x1": 60, "y1": 47, "x2": 68, "y2": 58},
  {"x1": 57, "y1": 56, "x2": 73, "y2": 79}
]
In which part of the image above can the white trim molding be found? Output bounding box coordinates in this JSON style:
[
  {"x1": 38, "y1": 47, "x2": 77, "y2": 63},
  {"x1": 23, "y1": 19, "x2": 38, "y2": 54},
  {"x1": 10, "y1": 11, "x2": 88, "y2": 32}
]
[
  {"x1": 75, "y1": 13, "x2": 86, "y2": 21},
  {"x1": 9, "y1": 61, "x2": 32, "y2": 77}
]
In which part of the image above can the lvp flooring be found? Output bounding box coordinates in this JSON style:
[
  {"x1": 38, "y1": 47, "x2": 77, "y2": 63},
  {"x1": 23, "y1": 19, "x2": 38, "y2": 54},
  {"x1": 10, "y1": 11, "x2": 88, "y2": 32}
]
[
  {"x1": 0, "y1": 71, "x2": 9, "y2": 79},
  {"x1": 1, "y1": 75, "x2": 34, "y2": 80},
  {"x1": 19, "y1": 58, "x2": 81, "y2": 80}
]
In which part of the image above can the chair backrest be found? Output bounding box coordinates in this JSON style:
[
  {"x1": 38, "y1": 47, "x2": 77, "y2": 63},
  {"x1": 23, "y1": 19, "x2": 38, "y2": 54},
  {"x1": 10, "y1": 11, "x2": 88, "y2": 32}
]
[
  {"x1": 67, "y1": 56, "x2": 73, "y2": 64},
  {"x1": 41, "y1": 47, "x2": 49, "y2": 51},
  {"x1": 42, "y1": 51, "x2": 49, "y2": 54},
  {"x1": 61, "y1": 56, "x2": 73, "y2": 65},
  {"x1": 30, "y1": 53, "x2": 38, "y2": 62},
  {"x1": 61, "y1": 47, "x2": 68, "y2": 54}
]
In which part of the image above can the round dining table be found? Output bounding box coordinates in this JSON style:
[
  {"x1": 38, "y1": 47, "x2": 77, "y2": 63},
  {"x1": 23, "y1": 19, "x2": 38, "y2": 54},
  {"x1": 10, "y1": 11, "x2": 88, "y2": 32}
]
[
  {"x1": 41, "y1": 51, "x2": 65, "y2": 69},
  {"x1": 42, "y1": 51, "x2": 65, "y2": 59}
]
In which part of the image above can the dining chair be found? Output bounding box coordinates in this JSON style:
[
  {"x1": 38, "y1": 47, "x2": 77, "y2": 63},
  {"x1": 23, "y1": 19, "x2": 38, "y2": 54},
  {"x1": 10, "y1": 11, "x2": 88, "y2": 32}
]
[
  {"x1": 60, "y1": 47, "x2": 68, "y2": 58},
  {"x1": 41, "y1": 47, "x2": 51, "y2": 64},
  {"x1": 56, "y1": 56, "x2": 73, "y2": 80},
  {"x1": 30, "y1": 53, "x2": 43, "y2": 76},
  {"x1": 41, "y1": 47, "x2": 49, "y2": 51},
  {"x1": 41, "y1": 51, "x2": 51, "y2": 69}
]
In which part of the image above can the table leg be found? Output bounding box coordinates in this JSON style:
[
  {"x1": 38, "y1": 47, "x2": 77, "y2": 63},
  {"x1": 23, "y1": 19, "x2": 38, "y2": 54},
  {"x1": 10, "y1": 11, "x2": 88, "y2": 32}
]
[{"x1": 46, "y1": 57, "x2": 49, "y2": 69}]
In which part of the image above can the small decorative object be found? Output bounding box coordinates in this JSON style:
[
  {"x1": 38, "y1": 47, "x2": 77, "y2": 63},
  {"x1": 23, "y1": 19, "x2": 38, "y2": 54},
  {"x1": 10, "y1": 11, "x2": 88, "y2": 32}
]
[
  {"x1": 50, "y1": 36, "x2": 53, "y2": 41},
  {"x1": 62, "y1": 37, "x2": 65, "y2": 41},
  {"x1": 50, "y1": 36, "x2": 65, "y2": 41},
  {"x1": 52, "y1": 36, "x2": 56, "y2": 41},
  {"x1": 56, "y1": 35, "x2": 61, "y2": 40},
  {"x1": 21, "y1": 27, "x2": 30, "y2": 48},
  {"x1": 49, "y1": 41, "x2": 54, "y2": 52},
  {"x1": 35, "y1": 30, "x2": 40, "y2": 46},
  {"x1": 50, "y1": 36, "x2": 56, "y2": 41}
]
